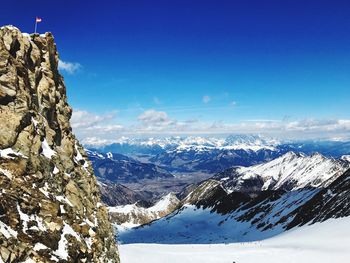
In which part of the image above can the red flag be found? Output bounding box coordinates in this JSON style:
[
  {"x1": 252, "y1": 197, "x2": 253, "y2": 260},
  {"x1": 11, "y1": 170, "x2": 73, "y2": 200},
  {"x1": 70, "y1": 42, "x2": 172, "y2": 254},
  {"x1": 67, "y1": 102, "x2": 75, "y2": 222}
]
[{"x1": 36, "y1": 17, "x2": 42, "y2": 23}]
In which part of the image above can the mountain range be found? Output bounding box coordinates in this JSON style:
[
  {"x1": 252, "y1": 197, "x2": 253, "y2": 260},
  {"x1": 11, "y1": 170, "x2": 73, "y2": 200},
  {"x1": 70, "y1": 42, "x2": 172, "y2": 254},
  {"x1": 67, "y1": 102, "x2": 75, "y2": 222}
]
[
  {"x1": 86, "y1": 135, "x2": 350, "y2": 175},
  {"x1": 118, "y1": 152, "x2": 350, "y2": 244}
]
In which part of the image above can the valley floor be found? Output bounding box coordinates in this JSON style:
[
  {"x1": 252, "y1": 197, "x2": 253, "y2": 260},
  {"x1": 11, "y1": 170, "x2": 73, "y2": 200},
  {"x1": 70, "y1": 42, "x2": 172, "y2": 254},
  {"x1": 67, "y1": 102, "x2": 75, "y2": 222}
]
[{"x1": 119, "y1": 217, "x2": 350, "y2": 263}]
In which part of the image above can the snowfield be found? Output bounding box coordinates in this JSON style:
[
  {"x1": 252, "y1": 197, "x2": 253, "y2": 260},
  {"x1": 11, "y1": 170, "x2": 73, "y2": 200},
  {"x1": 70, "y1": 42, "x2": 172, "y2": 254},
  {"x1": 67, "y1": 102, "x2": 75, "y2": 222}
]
[{"x1": 119, "y1": 216, "x2": 350, "y2": 263}]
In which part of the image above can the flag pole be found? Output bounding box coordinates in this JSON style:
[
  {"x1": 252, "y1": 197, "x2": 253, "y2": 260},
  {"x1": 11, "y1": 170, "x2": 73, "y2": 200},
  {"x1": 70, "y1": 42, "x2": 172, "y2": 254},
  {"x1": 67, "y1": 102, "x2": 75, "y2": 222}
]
[{"x1": 34, "y1": 18, "x2": 37, "y2": 34}]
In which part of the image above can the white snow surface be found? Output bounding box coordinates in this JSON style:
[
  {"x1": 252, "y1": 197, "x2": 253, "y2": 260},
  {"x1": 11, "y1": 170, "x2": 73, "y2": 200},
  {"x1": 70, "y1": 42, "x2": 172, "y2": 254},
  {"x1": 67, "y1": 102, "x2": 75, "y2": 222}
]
[
  {"x1": 53, "y1": 222, "x2": 81, "y2": 260},
  {"x1": 233, "y1": 152, "x2": 349, "y2": 191},
  {"x1": 148, "y1": 193, "x2": 178, "y2": 212},
  {"x1": 33, "y1": 243, "x2": 48, "y2": 251},
  {"x1": 41, "y1": 139, "x2": 56, "y2": 159},
  {"x1": 0, "y1": 167, "x2": 13, "y2": 179},
  {"x1": 53, "y1": 166, "x2": 60, "y2": 175},
  {"x1": 119, "y1": 216, "x2": 350, "y2": 263},
  {"x1": 17, "y1": 204, "x2": 46, "y2": 233},
  {"x1": 0, "y1": 148, "x2": 26, "y2": 159},
  {"x1": 0, "y1": 220, "x2": 18, "y2": 239},
  {"x1": 73, "y1": 143, "x2": 89, "y2": 169}
]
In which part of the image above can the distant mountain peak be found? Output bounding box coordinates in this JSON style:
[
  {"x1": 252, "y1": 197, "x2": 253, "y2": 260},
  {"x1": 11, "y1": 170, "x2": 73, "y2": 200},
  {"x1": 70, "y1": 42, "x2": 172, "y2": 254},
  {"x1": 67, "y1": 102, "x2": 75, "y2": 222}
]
[
  {"x1": 217, "y1": 152, "x2": 350, "y2": 192},
  {"x1": 85, "y1": 134, "x2": 280, "y2": 152}
]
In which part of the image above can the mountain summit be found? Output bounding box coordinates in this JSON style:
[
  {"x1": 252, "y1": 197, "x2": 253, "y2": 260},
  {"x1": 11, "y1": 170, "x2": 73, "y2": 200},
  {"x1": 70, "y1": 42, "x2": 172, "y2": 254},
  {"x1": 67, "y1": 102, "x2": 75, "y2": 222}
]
[{"x1": 0, "y1": 26, "x2": 119, "y2": 262}]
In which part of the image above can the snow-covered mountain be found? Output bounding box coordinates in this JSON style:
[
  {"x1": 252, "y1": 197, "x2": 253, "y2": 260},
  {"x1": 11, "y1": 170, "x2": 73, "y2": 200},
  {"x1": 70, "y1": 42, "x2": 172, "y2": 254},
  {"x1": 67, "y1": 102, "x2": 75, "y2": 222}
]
[
  {"x1": 110, "y1": 193, "x2": 180, "y2": 227},
  {"x1": 85, "y1": 135, "x2": 350, "y2": 157},
  {"x1": 86, "y1": 135, "x2": 279, "y2": 153},
  {"x1": 215, "y1": 152, "x2": 350, "y2": 192},
  {"x1": 288, "y1": 168, "x2": 350, "y2": 228},
  {"x1": 87, "y1": 135, "x2": 350, "y2": 174},
  {"x1": 118, "y1": 153, "x2": 350, "y2": 244}
]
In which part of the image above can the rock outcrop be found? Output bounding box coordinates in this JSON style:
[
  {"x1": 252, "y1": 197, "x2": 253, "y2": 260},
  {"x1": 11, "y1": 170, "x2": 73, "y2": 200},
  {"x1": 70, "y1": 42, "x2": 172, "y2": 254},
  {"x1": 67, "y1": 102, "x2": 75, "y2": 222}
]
[{"x1": 0, "y1": 26, "x2": 119, "y2": 262}]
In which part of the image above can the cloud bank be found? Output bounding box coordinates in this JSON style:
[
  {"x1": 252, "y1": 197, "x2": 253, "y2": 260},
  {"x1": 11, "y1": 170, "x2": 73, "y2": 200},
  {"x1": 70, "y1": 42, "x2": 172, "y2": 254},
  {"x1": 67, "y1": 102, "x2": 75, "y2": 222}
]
[{"x1": 71, "y1": 108, "x2": 350, "y2": 145}]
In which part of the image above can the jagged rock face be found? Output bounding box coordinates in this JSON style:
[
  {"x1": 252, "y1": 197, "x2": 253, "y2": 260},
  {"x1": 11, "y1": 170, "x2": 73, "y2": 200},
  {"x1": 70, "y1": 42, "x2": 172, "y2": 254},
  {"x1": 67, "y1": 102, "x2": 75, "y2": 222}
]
[{"x1": 0, "y1": 26, "x2": 119, "y2": 262}]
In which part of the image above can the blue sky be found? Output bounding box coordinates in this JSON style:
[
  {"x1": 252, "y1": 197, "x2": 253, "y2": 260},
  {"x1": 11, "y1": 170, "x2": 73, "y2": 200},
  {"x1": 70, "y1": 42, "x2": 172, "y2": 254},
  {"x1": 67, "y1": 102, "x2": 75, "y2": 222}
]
[{"x1": 2, "y1": 0, "x2": 350, "y2": 142}]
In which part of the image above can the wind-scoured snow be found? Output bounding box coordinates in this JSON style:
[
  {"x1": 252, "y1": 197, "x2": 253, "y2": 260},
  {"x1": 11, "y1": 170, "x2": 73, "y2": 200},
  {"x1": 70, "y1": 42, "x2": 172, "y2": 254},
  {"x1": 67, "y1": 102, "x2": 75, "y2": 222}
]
[{"x1": 119, "y1": 216, "x2": 350, "y2": 263}]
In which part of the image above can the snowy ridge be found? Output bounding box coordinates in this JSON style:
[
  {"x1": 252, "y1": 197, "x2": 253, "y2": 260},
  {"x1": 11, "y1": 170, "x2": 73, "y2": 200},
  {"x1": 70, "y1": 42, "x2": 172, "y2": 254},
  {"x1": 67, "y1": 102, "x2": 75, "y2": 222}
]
[
  {"x1": 85, "y1": 134, "x2": 279, "y2": 152},
  {"x1": 109, "y1": 193, "x2": 180, "y2": 227},
  {"x1": 218, "y1": 152, "x2": 350, "y2": 192}
]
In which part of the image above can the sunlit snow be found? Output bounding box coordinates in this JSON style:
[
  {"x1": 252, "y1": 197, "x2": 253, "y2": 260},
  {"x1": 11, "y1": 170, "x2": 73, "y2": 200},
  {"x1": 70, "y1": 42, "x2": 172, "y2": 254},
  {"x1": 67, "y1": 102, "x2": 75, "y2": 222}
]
[{"x1": 119, "y1": 217, "x2": 350, "y2": 263}]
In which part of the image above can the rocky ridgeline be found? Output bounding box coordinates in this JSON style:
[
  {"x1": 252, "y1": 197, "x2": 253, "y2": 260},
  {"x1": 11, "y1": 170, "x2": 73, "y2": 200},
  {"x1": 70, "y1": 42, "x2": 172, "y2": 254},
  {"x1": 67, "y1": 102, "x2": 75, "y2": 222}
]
[{"x1": 0, "y1": 26, "x2": 119, "y2": 262}]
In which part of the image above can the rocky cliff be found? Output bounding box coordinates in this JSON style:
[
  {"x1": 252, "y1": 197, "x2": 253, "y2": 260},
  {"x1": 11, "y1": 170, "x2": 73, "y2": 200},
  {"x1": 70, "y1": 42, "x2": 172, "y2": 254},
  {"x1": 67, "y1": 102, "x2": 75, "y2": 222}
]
[{"x1": 0, "y1": 26, "x2": 119, "y2": 262}]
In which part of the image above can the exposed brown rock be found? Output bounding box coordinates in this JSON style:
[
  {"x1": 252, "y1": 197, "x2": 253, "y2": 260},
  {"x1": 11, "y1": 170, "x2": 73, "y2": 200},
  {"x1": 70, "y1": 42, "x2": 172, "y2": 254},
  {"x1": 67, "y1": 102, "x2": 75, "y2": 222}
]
[{"x1": 0, "y1": 25, "x2": 119, "y2": 262}]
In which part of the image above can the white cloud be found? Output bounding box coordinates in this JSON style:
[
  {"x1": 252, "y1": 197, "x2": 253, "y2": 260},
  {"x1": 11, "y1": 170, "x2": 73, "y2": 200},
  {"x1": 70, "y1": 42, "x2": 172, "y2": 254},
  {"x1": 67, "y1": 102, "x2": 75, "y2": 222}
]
[
  {"x1": 71, "y1": 110, "x2": 115, "y2": 129},
  {"x1": 71, "y1": 109, "x2": 124, "y2": 141},
  {"x1": 71, "y1": 108, "x2": 350, "y2": 143},
  {"x1": 137, "y1": 109, "x2": 175, "y2": 126},
  {"x1": 85, "y1": 124, "x2": 124, "y2": 132},
  {"x1": 202, "y1": 95, "x2": 211, "y2": 103},
  {"x1": 58, "y1": 60, "x2": 82, "y2": 74},
  {"x1": 81, "y1": 137, "x2": 113, "y2": 146},
  {"x1": 230, "y1": 101, "x2": 237, "y2": 107}
]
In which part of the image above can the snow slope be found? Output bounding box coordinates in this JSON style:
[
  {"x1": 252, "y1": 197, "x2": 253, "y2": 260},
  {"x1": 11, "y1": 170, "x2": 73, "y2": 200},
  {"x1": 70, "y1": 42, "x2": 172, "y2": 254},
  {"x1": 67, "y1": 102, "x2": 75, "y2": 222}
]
[
  {"x1": 119, "y1": 216, "x2": 350, "y2": 263},
  {"x1": 218, "y1": 152, "x2": 349, "y2": 192},
  {"x1": 118, "y1": 189, "x2": 317, "y2": 244}
]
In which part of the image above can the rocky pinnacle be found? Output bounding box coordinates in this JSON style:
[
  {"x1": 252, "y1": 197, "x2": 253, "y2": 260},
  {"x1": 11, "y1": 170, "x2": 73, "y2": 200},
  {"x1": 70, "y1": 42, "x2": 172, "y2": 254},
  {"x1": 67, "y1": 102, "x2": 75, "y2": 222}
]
[{"x1": 0, "y1": 26, "x2": 119, "y2": 262}]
